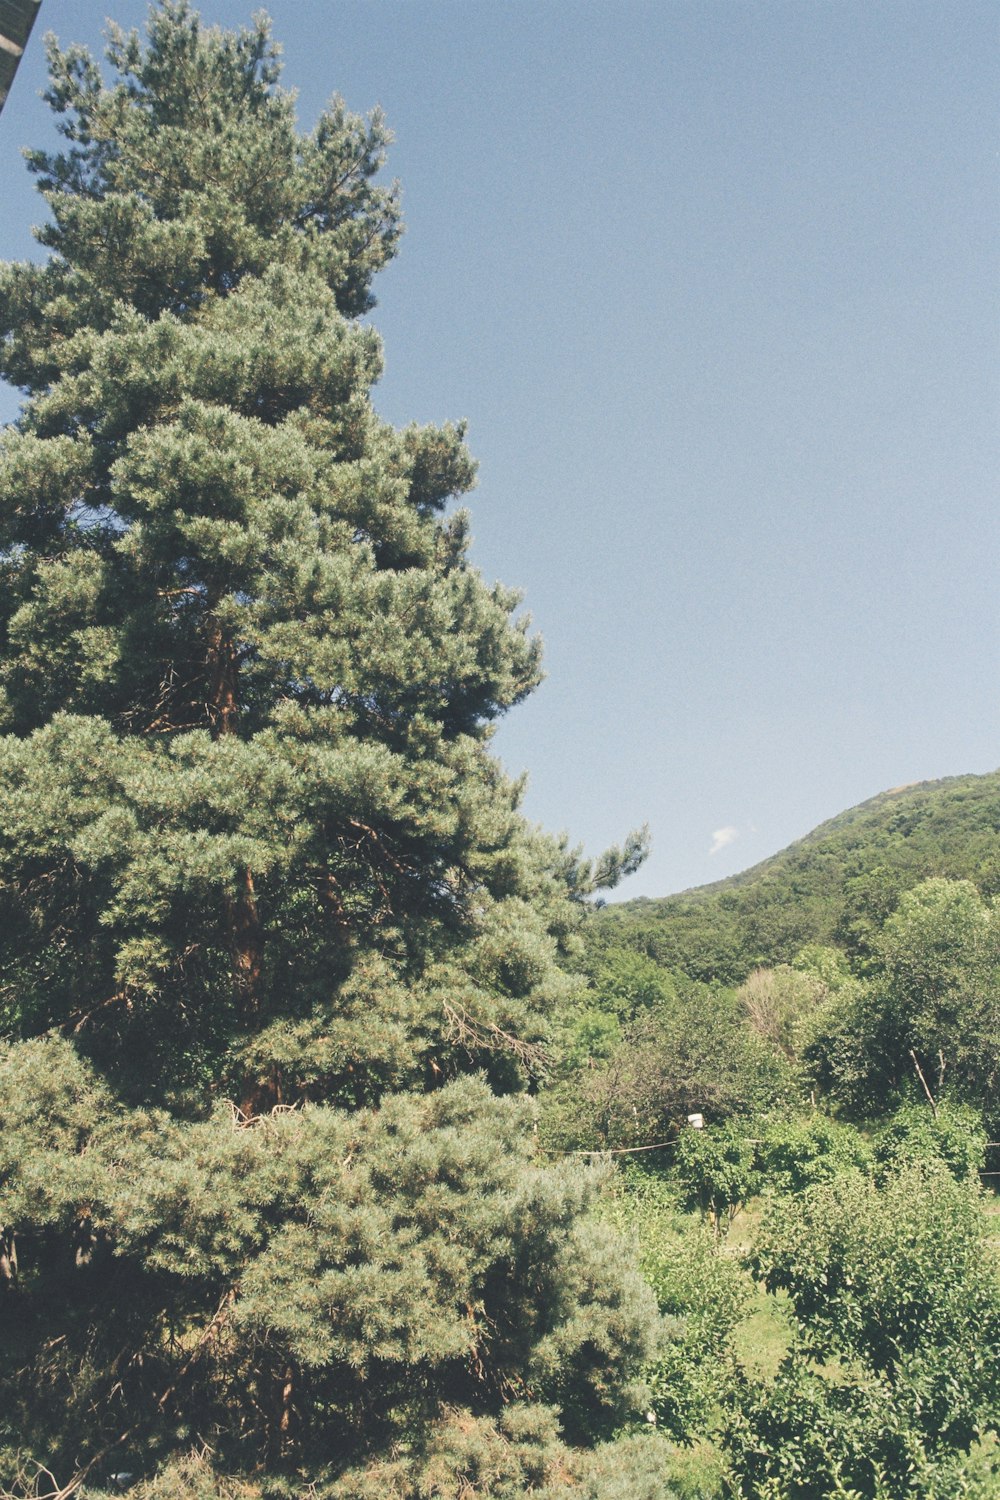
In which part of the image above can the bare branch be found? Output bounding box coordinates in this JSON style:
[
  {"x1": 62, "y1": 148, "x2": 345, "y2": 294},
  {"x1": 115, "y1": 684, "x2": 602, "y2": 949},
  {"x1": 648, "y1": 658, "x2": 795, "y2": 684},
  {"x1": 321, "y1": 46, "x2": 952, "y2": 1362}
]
[
  {"x1": 442, "y1": 1000, "x2": 547, "y2": 1078},
  {"x1": 909, "y1": 1048, "x2": 938, "y2": 1119}
]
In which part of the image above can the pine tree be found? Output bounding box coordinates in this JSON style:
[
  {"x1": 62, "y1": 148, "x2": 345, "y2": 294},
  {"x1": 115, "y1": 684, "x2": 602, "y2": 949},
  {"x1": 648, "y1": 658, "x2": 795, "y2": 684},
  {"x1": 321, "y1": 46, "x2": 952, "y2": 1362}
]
[{"x1": 0, "y1": 6, "x2": 658, "y2": 1494}]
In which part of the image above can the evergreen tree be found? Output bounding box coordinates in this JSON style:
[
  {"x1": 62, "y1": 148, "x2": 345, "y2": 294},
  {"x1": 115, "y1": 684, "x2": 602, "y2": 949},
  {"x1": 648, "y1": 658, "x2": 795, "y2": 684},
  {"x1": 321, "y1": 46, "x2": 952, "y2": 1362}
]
[{"x1": 0, "y1": 7, "x2": 655, "y2": 1494}]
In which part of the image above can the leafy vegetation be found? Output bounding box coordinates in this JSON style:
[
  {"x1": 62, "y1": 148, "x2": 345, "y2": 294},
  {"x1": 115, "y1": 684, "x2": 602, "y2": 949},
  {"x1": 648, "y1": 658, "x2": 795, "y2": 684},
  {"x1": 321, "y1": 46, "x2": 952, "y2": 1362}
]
[
  {"x1": 732, "y1": 1160, "x2": 1000, "y2": 1497},
  {"x1": 1, "y1": 5, "x2": 998, "y2": 1498},
  {"x1": 539, "y1": 774, "x2": 1000, "y2": 1494}
]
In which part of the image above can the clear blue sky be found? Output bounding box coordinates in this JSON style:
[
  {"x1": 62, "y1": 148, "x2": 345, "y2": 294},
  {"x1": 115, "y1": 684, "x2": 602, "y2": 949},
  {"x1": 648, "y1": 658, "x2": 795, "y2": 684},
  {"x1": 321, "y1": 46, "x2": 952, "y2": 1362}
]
[{"x1": 2, "y1": 1, "x2": 998, "y2": 899}]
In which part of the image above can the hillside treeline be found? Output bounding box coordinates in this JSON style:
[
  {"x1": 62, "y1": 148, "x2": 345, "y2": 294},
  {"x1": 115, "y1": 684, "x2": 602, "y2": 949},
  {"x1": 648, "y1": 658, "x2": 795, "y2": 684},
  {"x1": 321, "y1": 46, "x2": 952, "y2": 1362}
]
[{"x1": 593, "y1": 772, "x2": 1000, "y2": 983}]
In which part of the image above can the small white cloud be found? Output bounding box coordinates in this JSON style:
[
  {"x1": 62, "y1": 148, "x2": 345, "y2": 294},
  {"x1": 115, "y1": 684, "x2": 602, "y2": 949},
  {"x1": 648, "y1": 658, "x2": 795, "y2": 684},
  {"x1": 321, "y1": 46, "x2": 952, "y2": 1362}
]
[{"x1": 709, "y1": 825, "x2": 739, "y2": 856}]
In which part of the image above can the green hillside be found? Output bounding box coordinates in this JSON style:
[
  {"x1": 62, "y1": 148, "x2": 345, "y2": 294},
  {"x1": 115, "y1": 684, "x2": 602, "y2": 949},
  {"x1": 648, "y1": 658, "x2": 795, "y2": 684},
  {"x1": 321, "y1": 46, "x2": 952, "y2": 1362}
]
[{"x1": 592, "y1": 770, "x2": 1000, "y2": 983}]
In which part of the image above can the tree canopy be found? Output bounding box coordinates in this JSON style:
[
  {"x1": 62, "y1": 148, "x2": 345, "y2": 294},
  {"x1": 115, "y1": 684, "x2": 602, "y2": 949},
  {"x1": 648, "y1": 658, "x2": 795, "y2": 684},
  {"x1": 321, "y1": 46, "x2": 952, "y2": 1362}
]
[{"x1": 0, "y1": 6, "x2": 654, "y2": 1494}]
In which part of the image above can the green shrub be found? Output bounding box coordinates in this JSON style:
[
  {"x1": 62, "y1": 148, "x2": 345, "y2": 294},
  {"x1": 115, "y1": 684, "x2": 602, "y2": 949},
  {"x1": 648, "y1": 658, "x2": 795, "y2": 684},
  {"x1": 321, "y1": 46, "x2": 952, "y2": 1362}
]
[
  {"x1": 732, "y1": 1160, "x2": 1000, "y2": 1495},
  {"x1": 673, "y1": 1122, "x2": 760, "y2": 1237},
  {"x1": 756, "y1": 1113, "x2": 872, "y2": 1196},
  {"x1": 603, "y1": 1167, "x2": 748, "y2": 1440},
  {"x1": 872, "y1": 1098, "x2": 987, "y2": 1184}
]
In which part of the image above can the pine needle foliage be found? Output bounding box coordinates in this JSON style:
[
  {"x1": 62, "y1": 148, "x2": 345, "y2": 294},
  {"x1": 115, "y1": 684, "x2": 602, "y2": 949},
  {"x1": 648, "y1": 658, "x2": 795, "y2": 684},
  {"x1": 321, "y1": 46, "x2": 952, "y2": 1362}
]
[{"x1": 0, "y1": 6, "x2": 655, "y2": 1493}]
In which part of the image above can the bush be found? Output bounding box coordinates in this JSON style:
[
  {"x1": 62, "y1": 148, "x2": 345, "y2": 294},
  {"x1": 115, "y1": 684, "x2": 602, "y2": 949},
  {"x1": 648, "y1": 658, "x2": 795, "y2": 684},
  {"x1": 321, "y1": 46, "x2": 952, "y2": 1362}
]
[
  {"x1": 603, "y1": 1167, "x2": 748, "y2": 1439},
  {"x1": 734, "y1": 1160, "x2": 1000, "y2": 1494},
  {"x1": 545, "y1": 988, "x2": 798, "y2": 1153},
  {"x1": 673, "y1": 1122, "x2": 760, "y2": 1237},
  {"x1": 84, "y1": 1421, "x2": 696, "y2": 1500},
  {"x1": 727, "y1": 1356, "x2": 996, "y2": 1500},
  {"x1": 872, "y1": 1098, "x2": 987, "y2": 1184},
  {"x1": 756, "y1": 1113, "x2": 873, "y2": 1196},
  {"x1": 0, "y1": 1049, "x2": 662, "y2": 1483}
]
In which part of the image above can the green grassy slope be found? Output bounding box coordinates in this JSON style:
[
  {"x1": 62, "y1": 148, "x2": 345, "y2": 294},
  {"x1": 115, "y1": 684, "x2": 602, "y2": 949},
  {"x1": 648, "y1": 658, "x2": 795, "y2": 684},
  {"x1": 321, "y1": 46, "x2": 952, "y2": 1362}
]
[{"x1": 592, "y1": 771, "x2": 1000, "y2": 984}]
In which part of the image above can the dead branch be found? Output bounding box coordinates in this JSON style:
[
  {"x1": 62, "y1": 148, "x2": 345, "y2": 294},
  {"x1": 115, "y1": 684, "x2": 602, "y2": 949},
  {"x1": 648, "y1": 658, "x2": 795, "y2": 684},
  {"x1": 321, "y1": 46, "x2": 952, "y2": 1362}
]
[
  {"x1": 157, "y1": 1287, "x2": 237, "y2": 1412},
  {"x1": 909, "y1": 1048, "x2": 938, "y2": 1119},
  {"x1": 442, "y1": 1000, "x2": 547, "y2": 1077}
]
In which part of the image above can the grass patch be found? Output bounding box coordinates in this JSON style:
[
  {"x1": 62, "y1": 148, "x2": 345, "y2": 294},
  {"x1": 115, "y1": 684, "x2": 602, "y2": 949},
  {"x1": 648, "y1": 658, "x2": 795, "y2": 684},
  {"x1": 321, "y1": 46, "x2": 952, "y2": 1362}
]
[{"x1": 732, "y1": 1283, "x2": 791, "y2": 1381}]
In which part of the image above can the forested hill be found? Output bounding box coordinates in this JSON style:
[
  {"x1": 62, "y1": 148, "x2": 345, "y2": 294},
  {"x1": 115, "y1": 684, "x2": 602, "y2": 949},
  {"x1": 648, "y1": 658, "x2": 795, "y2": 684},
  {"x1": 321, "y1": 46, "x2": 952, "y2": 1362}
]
[{"x1": 592, "y1": 770, "x2": 1000, "y2": 984}]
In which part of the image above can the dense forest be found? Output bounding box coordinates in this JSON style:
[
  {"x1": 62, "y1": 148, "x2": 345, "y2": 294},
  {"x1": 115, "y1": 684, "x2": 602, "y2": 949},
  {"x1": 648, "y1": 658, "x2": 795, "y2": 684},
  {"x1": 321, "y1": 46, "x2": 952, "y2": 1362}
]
[
  {"x1": 591, "y1": 771, "x2": 1000, "y2": 983},
  {"x1": 0, "y1": 8, "x2": 997, "y2": 1499}
]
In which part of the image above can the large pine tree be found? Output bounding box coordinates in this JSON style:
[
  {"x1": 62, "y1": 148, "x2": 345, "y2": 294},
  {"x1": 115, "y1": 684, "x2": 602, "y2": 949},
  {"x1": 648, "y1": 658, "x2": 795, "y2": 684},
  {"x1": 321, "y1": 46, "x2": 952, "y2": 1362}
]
[{"x1": 0, "y1": 6, "x2": 661, "y2": 1496}]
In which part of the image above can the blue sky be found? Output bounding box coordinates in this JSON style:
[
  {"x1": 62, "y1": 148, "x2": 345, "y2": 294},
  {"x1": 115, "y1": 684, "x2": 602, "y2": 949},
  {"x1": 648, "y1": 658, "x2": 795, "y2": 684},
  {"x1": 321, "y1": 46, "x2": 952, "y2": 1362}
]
[{"x1": 1, "y1": 1, "x2": 998, "y2": 899}]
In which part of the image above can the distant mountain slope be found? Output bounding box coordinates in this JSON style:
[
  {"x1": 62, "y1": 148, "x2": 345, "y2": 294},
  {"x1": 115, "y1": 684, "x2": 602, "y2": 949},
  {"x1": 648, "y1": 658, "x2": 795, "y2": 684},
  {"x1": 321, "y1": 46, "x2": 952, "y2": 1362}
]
[{"x1": 590, "y1": 771, "x2": 1000, "y2": 984}]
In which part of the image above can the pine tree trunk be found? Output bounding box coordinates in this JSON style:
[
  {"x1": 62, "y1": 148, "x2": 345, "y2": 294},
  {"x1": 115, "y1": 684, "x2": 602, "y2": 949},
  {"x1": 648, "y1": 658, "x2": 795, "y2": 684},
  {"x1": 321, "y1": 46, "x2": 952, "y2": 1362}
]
[
  {"x1": 228, "y1": 866, "x2": 263, "y2": 1022},
  {"x1": 0, "y1": 1227, "x2": 17, "y2": 1287},
  {"x1": 206, "y1": 618, "x2": 239, "y2": 739},
  {"x1": 206, "y1": 616, "x2": 271, "y2": 1110},
  {"x1": 263, "y1": 1362, "x2": 296, "y2": 1466}
]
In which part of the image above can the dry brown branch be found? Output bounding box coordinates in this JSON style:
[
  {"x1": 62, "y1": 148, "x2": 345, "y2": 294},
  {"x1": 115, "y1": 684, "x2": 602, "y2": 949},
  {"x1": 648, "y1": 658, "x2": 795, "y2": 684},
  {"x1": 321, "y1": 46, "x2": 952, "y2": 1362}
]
[
  {"x1": 65, "y1": 989, "x2": 131, "y2": 1033},
  {"x1": 226, "y1": 1097, "x2": 303, "y2": 1129},
  {"x1": 442, "y1": 1000, "x2": 547, "y2": 1077},
  {"x1": 910, "y1": 1048, "x2": 938, "y2": 1118},
  {"x1": 157, "y1": 1287, "x2": 237, "y2": 1413}
]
